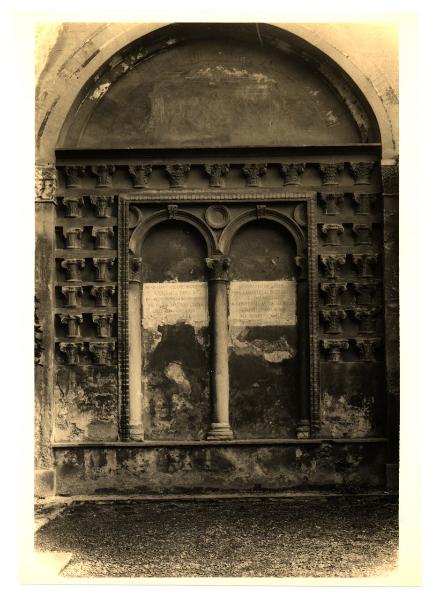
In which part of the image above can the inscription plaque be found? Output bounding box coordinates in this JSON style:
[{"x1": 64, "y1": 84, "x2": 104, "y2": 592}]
[
  {"x1": 143, "y1": 282, "x2": 209, "y2": 328},
  {"x1": 229, "y1": 280, "x2": 297, "y2": 326}
]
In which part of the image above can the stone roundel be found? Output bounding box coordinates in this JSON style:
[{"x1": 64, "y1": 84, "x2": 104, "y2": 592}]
[{"x1": 205, "y1": 204, "x2": 230, "y2": 230}]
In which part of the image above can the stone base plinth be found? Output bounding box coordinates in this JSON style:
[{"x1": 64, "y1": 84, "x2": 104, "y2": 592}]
[{"x1": 35, "y1": 469, "x2": 56, "y2": 498}]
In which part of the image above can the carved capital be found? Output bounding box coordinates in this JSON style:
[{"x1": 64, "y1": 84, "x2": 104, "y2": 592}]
[
  {"x1": 320, "y1": 309, "x2": 346, "y2": 334},
  {"x1": 166, "y1": 164, "x2": 191, "y2": 188},
  {"x1": 320, "y1": 339, "x2": 349, "y2": 361},
  {"x1": 129, "y1": 256, "x2": 142, "y2": 283},
  {"x1": 349, "y1": 162, "x2": 376, "y2": 185},
  {"x1": 128, "y1": 165, "x2": 152, "y2": 188},
  {"x1": 354, "y1": 338, "x2": 381, "y2": 361},
  {"x1": 352, "y1": 282, "x2": 378, "y2": 305},
  {"x1": 351, "y1": 253, "x2": 379, "y2": 277},
  {"x1": 320, "y1": 282, "x2": 347, "y2": 306},
  {"x1": 353, "y1": 308, "x2": 379, "y2": 333},
  {"x1": 319, "y1": 254, "x2": 346, "y2": 279},
  {"x1": 92, "y1": 258, "x2": 115, "y2": 282},
  {"x1": 353, "y1": 193, "x2": 377, "y2": 215},
  {"x1": 204, "y1": 164, "x2": 230, "y2": 187},
  {"x1": 280, "y1": 163, "x2": 305, "y2": 185},
  {"x1": 319, "y1": 193, "x2": 344, "y2": 215},
  {"x1": 90, "y1": 285, "x2": 115, "y2": 307},
  {"x1": 61, "y1": 258, "x2": 85, "y2": 281},
  {"x1": 35, "y1": 166, "x2": 57, "y2": 203},
  {"x1": 91, "y1": 165, "x2": 116, "y2": 188},
  {"x1": 59, "y1": 313, "x2": 83, "y2": 337},
  {"x1": 58, "y1": 341, "x2": 84, "y2": 365},
  {"x1": 321, "y1": 223, "x2": 344, "y2": 245},
  {"x1": 318, "y1": 163, "x2": 344, "y2": 185},
  {"x1": 63, "y1": 196, "x2": 84, "y2": 218},
  {"x1": 92, "y1": 313, "x2": 114, "y2": 337},
  {"x1": 205, "y1": 256, "x2": 231, "y2": 282},
  {"x1": 91, "y1": 226, "x2": 114, "y2": 249},
  {"x1": 63, "y1": 165, "x2": 86, "y2": 188},
  {"x1": 352, "y1": 223, "x2": 373, "y2": 245},
  {"x1": 61, "y1": 286, "x2": 83, "y2": 308},
  {"x1": 90, "y1": 195, "x2": 114, "y2": 218},
  {"x1": 167, "y1": 204, "x2": 178, "y2": 220},
  {"x1": 89, "y1": 341, "x2": 116, "y2": 365},
  {"x1": 381, "y1": 161, "x2": 399, "y2": 194},
  {"x1": 62, "y1": 226, "x2": 84, "y2": 249},
  {"x1": 242, "y1": 164, "x2": 267, "y2": 187}
]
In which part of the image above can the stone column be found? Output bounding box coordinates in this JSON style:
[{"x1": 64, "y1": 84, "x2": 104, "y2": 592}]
[
  {"x1": 128, "y1": 256, "x2": 144, "y2": 440},
  {"x1": 295, "y1": 257, "x2": 311, "y2": 438},
  {"x1": 205, "y1": 256, "x2": 233, "y2": 440}
]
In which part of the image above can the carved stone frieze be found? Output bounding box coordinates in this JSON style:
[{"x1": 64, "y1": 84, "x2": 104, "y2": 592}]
[
  {"x1": 354, "y1": 338, "x2": 381, "y2": 361},
  {"x1": 90, "y1": 285, "x2": 116, "y2": 307},
  {"x1": 58, "y1": 341, "x2": 84, "y2": 365},
  {"x1": 353, "y1": 308, "x2": 379, "y2": 333},
  {"x1": 61, "y1": 258, "x2": 85, "y2": 281},
  {"x1": 353, "y1": 193, "x2": 377, "y2": 215},
  {"x1": 319, "y1": 193, "x2": 344, "y2": 215},
  {"x1": 320, "y1": 282, "x2": 347, "y2": 306},
  {"x1": 166, "y1": 164, "x2": 191, "y2": 188},
  {"x1": 280, "y1": 163, "x2": 305, "y2": 185},
  {"x1": 352, "y1": 282, "x2": 378, "y2": 305},
  {"x1": 92, "y1": 258, "x2": 115, "y2": 281},
  {"x1": 128, "y1": 165, "x2": 153, "y2": 188},
  {"x1": 63, "y1": 165, "x2": 86, "y2": 188},
  {"x1": 62, "y1": 226, "x2": 84, "y2": 249},
  {"x1": 91, "y1": 165, "x2": 116, "y2": 188},
  {"x1": 318, "y1": 163, "x2": 344, "y2": 185},
  {"x1": 59, "y1": 313, "x2": 83, "y2": 337},
  {"x1": 61, "y1": 286, "x2": 83, "y2": 307},
  {"x1": 92, "y1": 313, "x2": 114, "y2": 337},
  {"x1": 205, "y1": 256, "x2": 231, "y2": 281},
  {"x1": 35, "y1": 166, "x2": 57, "y2": 203},
  {"x1": 320, "y1": 339, "x2": 349, "y2": 361},
  {"x1": 91, "y1": 226, "x2": 114, "y2": 249},
  {"x1": 63, "y1": 196, "x2": 84, "y2": 218},
  {"x1": 349, "y1": 162, "x2": 376, "y2": 185},
  {"x1": 242, "y1": 164, "x2": 267, "y2": 187},
  {"x1": 351, "y1": 253, "x2": 379, "y2": 277},
  {"x1": 321, "y1": 223, "x2": 344, "y2": 245},
  {"x1": 89, "y1": 341, "x2": 116, "y2": 365},
  {"x1": 320, "y1": 309, "x2": 346, "y2": 334},
  {"x1": 352, "y1": 223, "x2": 373, "y2": 245},
  {"x1": 90, "y1": 195, "x2": 114, "y2": 217},
  {"x1": 204, "y1": 164, "x2": 230, "y2": 187},
  {"x1": 319, "y1": 254, "x2": 346, "y2": 279}
]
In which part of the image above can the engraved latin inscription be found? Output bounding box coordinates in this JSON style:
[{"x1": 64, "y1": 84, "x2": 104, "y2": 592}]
[
  {"x1": 143, "y1": 282, "x2": 209, "y2": 328},
  {"x1": 229, "y1": 280, "x2": 297, "y2": 326}
]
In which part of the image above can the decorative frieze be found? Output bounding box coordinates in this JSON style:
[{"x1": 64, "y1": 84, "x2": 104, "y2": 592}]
[
  {"x1": 90, "y1": 285, "x2": 116, "y2": 307},
  {"x1": 35, "y1": 166, "x2": 57, "y2": 204},
  {"x1": 320, "y1": 339, "x2": 349, "y2": 362},
  {"x1": 319, "y1": 254, "x2": 346, "y2": 279},
  {"x1": 318, "y1": 163, "x2": 344, "y2": 185},
  {"x1": 242, "y1": 164, "x2": 267, "y2": 187},
  {"x1": 321, "y1": 223, "x2": 344, "y2": 245},
  {"x1": 63, "y1": 196, "x2": 84, "y2": 218},
  {"x1": 205, "y1": 256, "x2": 231, "y2": 282},
  {"x1": 128, "y1": 165, "x2": 153, "y2": 188},
  {"x1": 319, "y1": 193, "x2": 344, "y2": 215},
  {"x1": 128, "y1": 256, "x2": 142, "y2": 283},
  {"x1": 89, "y1": 341, "x2": 116, "y2": 365},
  {"x1": 352, "y1": 223, "x2": 373, "y2": 245},
  {"x1": 91, "y1": 226, "x2": 114, "y2": 249},
  {"x1": 59, "y1": 313, "x2": 83, "y2": 337},
  {"x1": 61, "y1": 286, "x2": 83, "y2": 308},
  {"x1": 90, "y1": 195, "x2": 114, "y2": 217},
  {"x1": 63, "y1": 166, "x2": 86, "y2": 188},
  {"x1": 352, "y1": 282, "x2": 378, "y2": 305},
  {"x1": 353, "y1": 308, "x2": 379, "y2": 333},
  {"x1": 280, "y1": 163, "x2": 305, "y2": 186},
  {"x1": 319, "y1": 282, "x2": 347, "y2": 306},
  {"x1": 58, "y1": 341, "x2": 84, "y2": 365},
  {"x1": 320, "y1": 309, "x2": 346, "y2": 334},
  {"x1": 92, "y1": 313, "x2": 114, "y2": 337},
  {"x1": 91, "y1": 165, "x2": 116, "y2": 188},
  {"x1": 354, "y1": 338, "x2": 381, "y2": 361},
  {"x1": 204, "y1": 164, "x2": 230, "y2": 187},
  {"x1": 351, "y1": 253, "x2": 379, "y2": 277},
  {"x1": 62, "y1": 226, "x2": 84, "y2": 249},
  {"x1": 166, "y1": 164, "x2": 191, "y2": 188},
  {"x1": 353, "y1": 193, "x2": 377, "y2": 215},
  {"x1": 61, "y1": 258, "x2": 85, "y2": 281},
  {"x1": 92, "y1": 258, "x2": 115, "y2": 281},
  {"x1": 349, "y1": 162, "x2": 376, "y2": 185}
]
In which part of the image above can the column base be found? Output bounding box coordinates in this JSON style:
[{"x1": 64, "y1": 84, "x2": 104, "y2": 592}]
[
  {"x1": 296, "y1": 421, "x2": 311, "y2": 439},
  {"x1": 206, "y1": 423, "x2": 234, "y2": 440},
  {"x1": 129, "y1": 424, "x2": 144, "y2": 441}
]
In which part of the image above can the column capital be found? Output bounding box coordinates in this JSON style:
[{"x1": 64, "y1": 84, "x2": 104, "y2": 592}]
[
  {"x1": 128, "y1": 164, "x2": 152, "y2": 188},
  {"x1": 205, "y1": 256, "x2": 231, "y2": 281},
  {"x1": 90, "y1": 195, "x2": 114, "y2": 217},
  {"x1": 35, "y1": 166, "x2": 57, "y2": 204},
  {"x1": 166, "y1": 164, "x2": 191, "y2": 188},
  {"x1": 204, "y1": 164, "x2": 230, "y2": 187},
  {"x1": 242, "y1": 163, "x2": 267, "y2": 187}
]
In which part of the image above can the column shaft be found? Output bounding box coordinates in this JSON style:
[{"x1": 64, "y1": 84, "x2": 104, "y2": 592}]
[{"x1": 128, "y1": 281, "x2": 144, "y2": 440}]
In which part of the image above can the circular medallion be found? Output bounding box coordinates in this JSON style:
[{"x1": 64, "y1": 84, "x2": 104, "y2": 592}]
[
  {"x1": 205, "y1": 204, "x2": 230, "y2": 229},
  {"x1": 293, "y1": 203, "x2": 307, "y2": 227}
]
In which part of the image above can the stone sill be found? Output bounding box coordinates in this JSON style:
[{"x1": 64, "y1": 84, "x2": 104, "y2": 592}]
[{"x1": 52, "y1": 437, "x2": 387, "y2": 448}]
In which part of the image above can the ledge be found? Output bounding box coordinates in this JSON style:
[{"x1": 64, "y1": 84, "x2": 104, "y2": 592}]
[{"x1": 52, "y1": 437, "x2": 388, "y2": 449}]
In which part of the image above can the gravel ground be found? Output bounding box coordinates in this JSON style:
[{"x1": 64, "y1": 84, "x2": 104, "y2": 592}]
[{"x1": 35, "y1": 496, "x2": 398, "y2": 578}]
